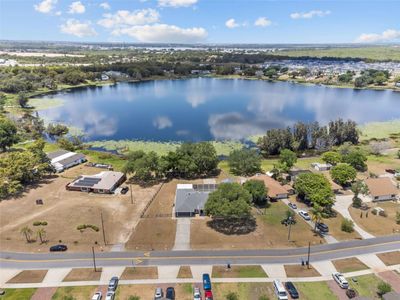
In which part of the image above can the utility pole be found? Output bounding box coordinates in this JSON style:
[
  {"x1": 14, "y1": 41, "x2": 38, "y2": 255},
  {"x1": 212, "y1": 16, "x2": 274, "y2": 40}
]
[
  {"x1": 100, "y1": 211, "x2": 106, "y2": 246},
  {"x1": 130, "y1": 184, "x2": 133, "y2": 205},
  {"x1": 307, "y1": 241, "x2": 311, "y2": 269},
  {"x1": 287, "y1": 217, "x2": 292, "y2": 241},
  {"x1": 92, "y1": 246, "x2": 97, "y2": 272}
]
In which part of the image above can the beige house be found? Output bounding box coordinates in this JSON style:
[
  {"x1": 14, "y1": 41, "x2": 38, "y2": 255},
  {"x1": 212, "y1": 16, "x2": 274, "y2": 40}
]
[{"x1": 365, "y1": 177, "x2": 399, "y2": 201}]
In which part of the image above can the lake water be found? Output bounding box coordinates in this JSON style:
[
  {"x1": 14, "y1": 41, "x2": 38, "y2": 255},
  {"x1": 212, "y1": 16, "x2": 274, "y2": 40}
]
[{"x1": 37, "y1": 78, "x2": 400, "y2": 141}]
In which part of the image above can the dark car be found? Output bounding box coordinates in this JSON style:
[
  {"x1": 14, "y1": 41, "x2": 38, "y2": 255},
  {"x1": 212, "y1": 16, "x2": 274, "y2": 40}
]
[
  {"x1": 166, "y1": 287, "x2": 175, "y2": 300},
  {"x1": 346, "y1": 288, "x2": 358, "y2": 299},
  {"x1": 285, "y1": 281, "x2": 299, "y2": 299},
  {"x1": 316, "y1": 222, "x2": 329, "y2": 233},
  {"x1": 121, "y1": 186, "x2": 129, "y2": 194},
  {"x1": 49, "y1": 244, "x2": 67, "y2": 252},
  {"x1": 108, "y1": 277, "x2": 119, "y2": 292},
  {"x1": 288, "y1": 202, "x2": 297, "y2": 209}
]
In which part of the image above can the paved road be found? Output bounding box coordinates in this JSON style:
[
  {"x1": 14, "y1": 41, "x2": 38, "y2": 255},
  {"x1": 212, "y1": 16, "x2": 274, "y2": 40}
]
[{"x1": 1, "y1": 235, "x2": 399, "y2": 269}]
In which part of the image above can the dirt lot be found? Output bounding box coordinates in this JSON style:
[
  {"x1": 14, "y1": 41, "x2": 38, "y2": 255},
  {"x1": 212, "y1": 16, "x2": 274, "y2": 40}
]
[
  {"x1": 63, "y1": 268, "x2": 102, "y2": 282},
  {"x1": 120, "y1": 267, "x2": 158, "y2": 280},
  {"x1": 377, "y1": 251, "x2": 400, "y2": 266},
  {"x1": 284, "y1": 265, "x2": 321, "y2": 277},
  {"x1": 332, "y1": 257, "x2": 368, "y2": 273},
  {"x1": 322, "y1": 211, "x2": 362, "y2": 241},
  {"x1": 349, "y1": 201, "x2": 400, "y2": 236},
  {"x1": 0, "y1": 165, "x2": 161, "y2": 252},
  {"x1": 7, "y1": 270, "x2": 47, "y2": 284},
  {"x1": 191, "y1": 202, "x2": 324, "y2": 250}
]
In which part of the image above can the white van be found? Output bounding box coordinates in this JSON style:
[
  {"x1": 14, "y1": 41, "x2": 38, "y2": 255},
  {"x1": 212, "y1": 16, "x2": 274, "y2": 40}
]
[{"x1": 273, "y1": 280, "x2": 288, "y2": 300}]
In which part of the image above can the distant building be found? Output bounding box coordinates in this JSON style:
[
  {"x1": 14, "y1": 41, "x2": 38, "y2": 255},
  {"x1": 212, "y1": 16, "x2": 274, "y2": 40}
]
[
  {"x1": 47, "y1": 150, "x2": 86, "y2": 173},
  {"x1": 365, "y1": 177, "x2": 399, "y2": 201},
  {"x1": 288, "y1": 168, "x2": 312, "y2": 181},
  {"x1": 101, "y1": 73, "x2": 110, "y2": 81},
  {"x1": 311, "y1": 162, "x2": 332, "y2": 171},
  {"x1": 395, "y1": 82, "x2": 400, "y2": 87},
  {"x1": 66, "y1": 171, "x2": 126, "y2": 194},
  {"x1": 174, "y1": 184, "x2": 217, "y2": 217},
  {"x1": 248, "y1": 174, "x2": 289, "y2": 200}
]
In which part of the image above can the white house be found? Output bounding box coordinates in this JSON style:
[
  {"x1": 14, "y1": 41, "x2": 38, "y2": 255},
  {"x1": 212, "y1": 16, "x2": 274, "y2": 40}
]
[
  {"x1": 311, "y1": 162, "x2": 332, "y2": 171},
  {"x1": 47, "y1": 150, "x2": 86, "y2": 172}
]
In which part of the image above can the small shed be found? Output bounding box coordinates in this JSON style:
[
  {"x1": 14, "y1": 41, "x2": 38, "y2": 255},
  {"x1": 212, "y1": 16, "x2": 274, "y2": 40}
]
[{"x1": 311, "y1": 162, "x2": 332, "y2": 171}]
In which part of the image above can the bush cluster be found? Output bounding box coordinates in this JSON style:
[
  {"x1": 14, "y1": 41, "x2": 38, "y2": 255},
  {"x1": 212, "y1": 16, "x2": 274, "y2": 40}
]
[
  {"x1": 33, "y1": 221, "x2": 48, "y2": 226},
  {"x1": 76, "y1": 224, "x2": 100, "y2": 232}
]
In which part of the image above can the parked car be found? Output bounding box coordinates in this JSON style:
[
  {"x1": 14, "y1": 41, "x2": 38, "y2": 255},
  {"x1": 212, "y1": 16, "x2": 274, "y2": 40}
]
[
  {"x1": 281, "y1": 217, "x2": 296, "y2": 226},
  {"x1": 105, "y1": 292, "x2": 114, "y2": 300},
  {"x1": 288, "y1": 202, "x2": 297, "y2": 209},
  {"x1": 332, "y1": 272, "x2": 349, "y2": 289},
  {"x1": 193, "y1": 287, "x2": 201, "y2": 300},
  {"x1": 385, "y1": 169, "x2": 396, "y2": 174},
  {"x1": 284, "y1": 282, "x2": 299, "y2": 299},
  {"x1": 49, "y1": 244, "x2": 67, "y2": 252},
  {"x1": 346, "y1": 288, "x2": 358, "y2": 298},
  {"x1": 273, "y1": 280, "x2": 288, "y2": 300},
  {"x1": 154, "y1": 287, "x2": 163, "y2": 299},
  {"x1": 205, "y1": 290, "x2": 213, "y2": 300},
  {"x1": 202, "y1": 273, "x2": 212, "y2": 291},
  {"x1": 166, "y1": 287, "x2": 175, "y2": 300},
  {"x1": 91, "y1": 292, "x2": 102, "y2": 300},
  {"x1": 298, "y1": 210, "x2": 311, "y2": 221},
  {"x1": 108, "y1": 277, "x2": 119, "y2": 292},
  {"x1": 121, "y1": 186, "x2": 129, "y2": 194},
  {"x1": 316, "y1": 222, "x2": 329, "y2": 233}
]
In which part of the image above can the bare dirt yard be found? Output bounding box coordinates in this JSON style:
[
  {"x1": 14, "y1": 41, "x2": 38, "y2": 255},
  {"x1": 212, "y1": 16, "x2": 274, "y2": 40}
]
[
  {"x1": 177, "y1": 266, "x2": 193, "y2": 278},
  {"x1": 191, "y1": 202, "x2": 324, "y2": 250},
  {"x1": 377, "y1": 251, "x2": 400, "y2": 266},
  {"x1": 332, "y1": 257, "x2": 369, "y2": 273},
  {"x1": 7, "y1": 270, "x2": 48, "y2": 284},
  {"x1": 322, "y1": 211, "x2": 362, "y2": 241},
  {"x1": 349, "y1": 201, "x2": 400, "y2": 236},
  {"x1": 0, "y1": 165, "x2": 161, "y2": 252},
  {"x1": 63, "y1": 268, "x2": 102, "y2": 282},
  {"x1": 120, "y1": 267, "x2": 158, "y2": 280},
  {"x1": 284, "y1": 265, "x2": 321, "y2": 277}
]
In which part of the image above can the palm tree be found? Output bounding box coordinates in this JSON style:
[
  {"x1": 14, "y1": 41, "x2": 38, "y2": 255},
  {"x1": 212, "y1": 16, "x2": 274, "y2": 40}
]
[
  {"x1": 20, "y1": 226, "x2": 33, "y2": 243},
  {"x1": 310, "y1": 205, "x2": 323, "y2": 232},
  {"x1": 36, "y1": 228, "x2": 47, "y2": 244}
]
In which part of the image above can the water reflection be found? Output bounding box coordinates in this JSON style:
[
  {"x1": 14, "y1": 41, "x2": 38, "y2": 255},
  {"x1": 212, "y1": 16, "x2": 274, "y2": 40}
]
[{"x1": 37, "y1": 79, "x2": 400, "y2": 141}]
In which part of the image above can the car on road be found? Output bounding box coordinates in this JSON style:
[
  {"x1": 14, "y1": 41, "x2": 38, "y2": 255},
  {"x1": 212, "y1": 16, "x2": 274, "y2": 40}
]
[
  {"x1": 121, "y1": 186, "x2": 129, "y2": 194},
  {"x1": 205, "y1": 290, "x2": 213, "y2": 300},
  {"x1": 332, "y1": 272, "x2": 349, "y2": 289},
  {"x1": 284, "y1": 282, "x2": 299, "y2": 299},
  {"x1": 166, "y1": 287, "x2": 175, "y2": 300},
  {"x1": 193, "y1": 287, "x2": 201, "y2": 300},
  {"x1": 105, "y1": 291, "x2": 114, "y2": 300},
  {"x1": 288, "y1": 202, "x2": 297, "y2": 209},
  {"x1": 49, "y1": 244, "x2": 67, "y2": 252},
  {"x1": 298, "y1": 210, "x2": 311, "y2": 221},
  {"x1": 203, "y1": 273, "x2": 212, "y2": 291},
  {"x1": 316, "y1": 222, "x2": 329, "y2": 233},
  {"x1": 108, "y1": 277, "x2": 119, "y2": 292},
  {"x1": 91, "y1": 292, "x2": 102, "y2": 300},
  {"x1": 154, "y1": 287, "x2": 163, "y2": 299}
]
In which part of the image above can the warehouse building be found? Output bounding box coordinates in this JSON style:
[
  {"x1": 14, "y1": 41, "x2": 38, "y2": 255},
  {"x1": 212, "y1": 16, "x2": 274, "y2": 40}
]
[{"x1": 47, "y1": 150, "x2": 86, "y2": 172}]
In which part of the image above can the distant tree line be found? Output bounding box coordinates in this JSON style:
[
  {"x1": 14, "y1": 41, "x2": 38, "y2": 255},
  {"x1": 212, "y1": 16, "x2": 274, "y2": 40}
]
[
  {"x1": 354, "y1": 69, "x2": 390, "y2": 88},
  {"x1": 258, "y1": 119, "x2": 359, "y2": 156}
]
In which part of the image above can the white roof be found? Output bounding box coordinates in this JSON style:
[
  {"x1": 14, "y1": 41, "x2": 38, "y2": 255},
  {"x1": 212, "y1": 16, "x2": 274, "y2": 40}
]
[{"x1": 177, "y1": 184, "x2": 193, "y2": 190}]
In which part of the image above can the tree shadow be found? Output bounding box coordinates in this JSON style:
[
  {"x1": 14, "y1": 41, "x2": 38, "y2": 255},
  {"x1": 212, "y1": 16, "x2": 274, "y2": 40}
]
[{"x1": 207, "y1": 217, "x2": 257, "y2": 235}]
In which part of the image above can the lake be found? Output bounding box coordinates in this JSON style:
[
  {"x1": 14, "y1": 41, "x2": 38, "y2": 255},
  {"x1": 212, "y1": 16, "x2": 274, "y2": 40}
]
[{"x1": 37, "y1": 78, "x2": 400, "y2": 141}]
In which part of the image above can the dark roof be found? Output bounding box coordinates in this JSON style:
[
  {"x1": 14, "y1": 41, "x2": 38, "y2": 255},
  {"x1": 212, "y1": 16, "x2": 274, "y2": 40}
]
[
  {"x1": 58, "y1": 153, "x2": 86, "y2": 167},
  {"x1": 47, "y1": 149, "x2": 70, "y2": 160}
]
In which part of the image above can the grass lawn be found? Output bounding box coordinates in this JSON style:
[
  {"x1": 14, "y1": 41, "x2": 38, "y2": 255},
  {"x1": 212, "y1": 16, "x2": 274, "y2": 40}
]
[
  {"x1": 120, "y1": 267, "x2": 158, "y2": 280},
  {"x1": 52, "y1": 286, "x2": 97, "y2": 300},
  {"x1": 322, "y1": 213, "x2": 362, "y2": 241},
  {"x1": 284, "y1": 265, "x2": 321, "y2": 277},
  {"x1": 62, "y1": 268, "x2": 102, "y2": 282},
  {"x1": 79, "y1": 149, "x2": 127, "y2": 171},
  {"x1": 0, "y1": 288, "x2": 37, "y2": 300},
  {"x1": 295, "y1": 281, "x2": 338, "y2": 300},
  {"x1": 349, "y1": 274, "x2": 382, "y2": 299},
  {"x1": 377, "y1": 251, "x2": 400, "y2": 266},
  {"x1": 359, "y1": 120, "x2": 400, "y2": 141},
  {"x1": 177, "y1": 266, "x2": 193, "y2": 278},
  {"x1": 349, "y1": 202, "x2": 400, "y2": 236},
  {"x1": 6, "y1": 270, "x2": 48, "y2": 284},
  {"x1": 212, "y1": 282, "x2": 275, "y2": 300},
  {"x1": 332, "y1": 257, "x2": 368, "y2": 273},
  {"x1": 212, "y1": 265, "x2": 267, "y2": 278}
]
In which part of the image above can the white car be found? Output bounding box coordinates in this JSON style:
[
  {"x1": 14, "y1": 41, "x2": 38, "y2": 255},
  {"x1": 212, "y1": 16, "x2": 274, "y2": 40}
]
[
  {"x1": 193, "y1": 287, "x2": 201, "y2": 300},
  {"x1": 91, "y1": 292, "x2": 102, "y2": 300},
  {"x1": 105, "y1": 291, "x2": 115, "y2": 300},
  {"x1": 332, "y1": 272, "x2": 349, "y2": 289},
  {"x1": 299, "y1": 210, "x2": 311, "y2": 221}
]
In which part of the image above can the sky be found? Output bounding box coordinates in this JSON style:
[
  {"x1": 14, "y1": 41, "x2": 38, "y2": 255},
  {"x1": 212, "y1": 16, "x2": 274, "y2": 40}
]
[{"x1": 0, "y1": 0, "x2": 399, "y2": 44}]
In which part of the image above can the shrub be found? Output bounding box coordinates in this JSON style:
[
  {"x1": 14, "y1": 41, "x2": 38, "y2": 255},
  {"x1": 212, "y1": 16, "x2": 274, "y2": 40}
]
[
  {"x1": 226, "y1": 292, "x2": 239, "y2": 300},
  {"x1": 77, "y1": 224, "x2": 100, "y2": 232},
  {"x1": 377, "y1": 281, "x2": 391, "y2": 296},
  {"x1": 352, "y1": 197, "x2": 362, "y2": 208},
  {"x1": 341, "y1": 218, "x2": 354, "y2": 233},
  {"x1": 33, "y1": 221, "x2": 47, "y2": 226},
  {"x1": 396, "y1": 211, "x2": 400, "y2": 225},
  {"x1": 128, "y1": 296, "x2": 140, "y2": 300},
  {"x1": 259, "y1": 296, "x2": 270, "y2": 300}
]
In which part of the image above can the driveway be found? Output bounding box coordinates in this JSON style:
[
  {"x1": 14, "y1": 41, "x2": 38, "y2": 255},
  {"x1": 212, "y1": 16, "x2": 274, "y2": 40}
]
[
  {"x1": 173, "y1": 218, "x2": 191, "y2": 250},
  {"x1": 334, "y1": 195, "x2": 375, "y2": 239}
]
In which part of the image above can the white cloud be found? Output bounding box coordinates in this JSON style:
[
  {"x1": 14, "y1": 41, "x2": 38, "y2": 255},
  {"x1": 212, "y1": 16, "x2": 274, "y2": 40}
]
[
  {"x1": 112, "y1": 24, "x2": 207, "y2": 43},
  {"x1": 158, "y1": 0, "x2": 197, "y2": 7},
  {"x1": 99, "y1": 2, "x2": 110, "y2": 10},
  {"x1": 98, "y1": 9, "x2": 160, "y2": 29},
  {"x1": 60, "y1": 19, "x2": 97, "y2": 37},
  {"x1": 254, "y1": 17, "x2": 272, "y2": 27},
  {"x1": 290, "y1": 10, "x2": 331, "y2": 19},
  {"x1": 34, "y1": 0, "x2": 57, "y2": 14},
  {"x1": 225, "y1": 18, "x2": 239, "y2": 29},
  {"x1": 55, "y1": 11, "x2": 62, "y2": 16},
  {"x1": 153, "y1": 116, "x2": 173, "y2": 129},
  {"x1": 68, "y1": 1, "x2": 85, "y2": 14},
  {"x1": 355, "y1": 29, "x2": 400, "y2": 43}
]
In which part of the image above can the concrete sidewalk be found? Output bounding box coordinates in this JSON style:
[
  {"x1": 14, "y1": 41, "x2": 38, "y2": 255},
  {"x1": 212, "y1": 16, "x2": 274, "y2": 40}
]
[{"x1": 173, "y1": 218, "x2": 191, "y2": 250}]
